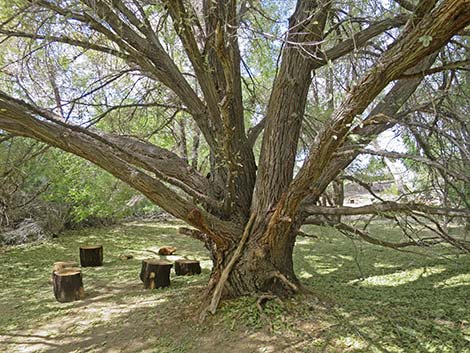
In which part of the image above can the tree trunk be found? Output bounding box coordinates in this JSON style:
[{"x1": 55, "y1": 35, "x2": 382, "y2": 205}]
[
  {"x1": 207, "y1": 222, "x2": 300, "y2": 298},
  {"x1": 176, "y1": 116, "x2": 188, "y2": 164}
]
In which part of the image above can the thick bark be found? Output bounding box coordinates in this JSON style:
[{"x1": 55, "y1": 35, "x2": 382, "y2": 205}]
[
  {"x1": 253, "y1": 0, "x2": 330, "y2": 218},
  {"x1": 207, "y1": 232, "x2": 300, "y2": 299},
  {"x1": 175, "y1": 260, "x2": 201, "y2": 276},
  {"x1": 242, "y1": 0, "x2": 470, "y2": 299},
  {"x1": 164, "y1": 0, "x2": 257, "y2": 220},
  {"x1": 79, "y1": 245, "x2": 104, "y2": 267},
  {"x1": 270, "y1": 1, "x2": 470, "y2": 235},
  {"x1": 52, "y1": 268, "x2": 85, "y2": 303}
]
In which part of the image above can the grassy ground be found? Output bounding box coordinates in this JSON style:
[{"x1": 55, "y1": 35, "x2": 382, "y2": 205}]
[{"x1": 0, "y1": 220, "x2": 468, "y2": 353}]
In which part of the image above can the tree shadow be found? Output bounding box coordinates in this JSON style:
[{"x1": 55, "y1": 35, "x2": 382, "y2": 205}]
[
  {"x1": 1, "y1": 222, "x2": 469, "y2": 353},
  {"x1": 293, "y1": 231, "x2": 470, "y2": 352}
]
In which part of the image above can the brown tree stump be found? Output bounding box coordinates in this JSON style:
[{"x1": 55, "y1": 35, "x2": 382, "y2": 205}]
[
  {"x1": 79, "y1": 245, "x2": 103, "y2": 267},
  {"x1": 175, "y1": 259, "x2": 201, "y2": 276},
  {"x1": 140, "y1": 259, "x2": 173, "y2": 289},
  {"x1": 52, "y1": 268, "x2": 85, "y2": 302}
]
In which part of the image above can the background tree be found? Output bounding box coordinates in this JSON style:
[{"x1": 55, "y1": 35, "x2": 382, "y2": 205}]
[{"x1": 1, "y1": 0, "x2": 470, "y2": 314}]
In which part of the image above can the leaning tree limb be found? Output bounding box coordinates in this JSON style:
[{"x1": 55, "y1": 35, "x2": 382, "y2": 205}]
[
  {"x1": 203, "y1": 212, "x2": 256, "y2": 318},
  {"x1": 0, "y1": 94, "x2": 242, "y2": 241},
  {"x1": 304, "y1": 217, "x2": 445, "y2": 251}
]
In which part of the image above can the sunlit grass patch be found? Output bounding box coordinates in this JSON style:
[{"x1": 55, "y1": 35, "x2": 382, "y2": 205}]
[
  {"x1": 356, "y1": 266, "x2": 447, "y2": 287},
  {"x1": 295, "y1": 224, "x2": 470, "y2": 353},
  {"x1": 434, "y1": 273, "x2": 470, "y2": 289}
]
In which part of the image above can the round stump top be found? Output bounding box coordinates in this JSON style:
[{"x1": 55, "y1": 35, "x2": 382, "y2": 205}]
[
  {"x1": 80, "y1": 245, "x2": 103, "y2": 250},
  {"x1": 143, "y1": 259, "x2": 173, "y2": 266},
  {"x1": 55, "y1": 267, "x2": 82, "y2": 276}
]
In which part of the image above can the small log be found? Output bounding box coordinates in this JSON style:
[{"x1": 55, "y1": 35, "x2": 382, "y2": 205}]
[
  {"x1": 52, "y1": 268, "x2": 85, "y2": 303},
  {"x1": 79, "y1": 245, "x2": 103, "y2": 267},
  {"x1": 140, "y1": 259, "x2": 173, "y2": 289},
  {"x1": 175, "y1": 259, "x2": 201, "y2": 276},
  {"x1": 158, "y1": 246, "x2": 177, "y2": 255},
  {"x1": 119, "y1": 254, "x2": 133, "y2": 260}
]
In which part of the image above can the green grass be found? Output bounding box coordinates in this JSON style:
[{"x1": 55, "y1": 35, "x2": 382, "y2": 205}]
[
  {"x1": 292, "y1": 224, "x2": 470, "y2": 352},
  {"x1": 0, "y1": 221, "x2": 469, "y2": 352}
]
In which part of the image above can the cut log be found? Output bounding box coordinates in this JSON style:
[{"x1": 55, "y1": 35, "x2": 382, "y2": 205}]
[
  {"x1": 140, "y1": 259, "x2": 173, "y2": 289},
  {"x1": 175, "y1": 259, "x2": 201, "y2": 276},
  {"x1": 79, "y1": 245, "x2": 103, "y2": 267},
  {"x1": 119, "y1": 254, "x2": 133, "y2": 260},
  {"x1": 158, "y1": 246, "x2": 177, "y2": 255},
  {"x1": 52, "y1": 268, "x2": 85, "y2": 303}
]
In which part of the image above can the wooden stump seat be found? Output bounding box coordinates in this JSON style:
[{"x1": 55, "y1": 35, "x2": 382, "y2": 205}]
[
  {"x1": 175, "y1": 259, "x2": 201, "y2": 276},
  {"x1": 79, "y1": 245, "x2": 103, "y2": 267},
  {"x1": 52, "y1": 268, "x2": 85, "y2": 303},
  {"x1": 140, "y1": 259, "x2": 173, "y2": 289}
]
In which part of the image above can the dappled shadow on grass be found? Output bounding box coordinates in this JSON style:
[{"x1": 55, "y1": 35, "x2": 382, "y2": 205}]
[
  {"x1": 1, "y1": 221, "x2": 316, "y2": 353},
  {"x1": 293, "y1": 225, "x2": 470, "y2": 352},
  {"x1": 1, "y1": 221, "x2": 469, "y2": 353},
  {"x1": 0, "y1": 221, "x2": 215, "y2": 353},
  {"x1": 0, "y1": 284, "x2": 203, "y2": 353}
]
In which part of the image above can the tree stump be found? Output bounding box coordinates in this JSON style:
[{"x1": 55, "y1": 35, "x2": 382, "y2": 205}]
[
  {"x1": 140, "y1": 259, "x2": 173, "y2": 289},
  {"x1": 175, "y1": 259, "x2": 201, "y2": 276},
  {"x1": 52, "y1": 268, "x2": 85, "y2": 302},
  {"x1": 79, "y1": 245, "x2": 103, "y2": 267}
]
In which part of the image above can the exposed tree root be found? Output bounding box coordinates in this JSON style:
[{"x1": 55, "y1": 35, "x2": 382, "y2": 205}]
[
  {"x1": 269, "y1": 270, "x2": 299, "y2": 294},
  {"x1": 256, "y1": 293, "x2": 279, "y2": 313}
]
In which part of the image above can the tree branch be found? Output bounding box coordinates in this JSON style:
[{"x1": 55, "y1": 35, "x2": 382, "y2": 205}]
[
  {"x1": 289, "y1": 1, "x2": 470, "y2": 206},
  {"x1": 393, "y1": 0, "x2": 416, "y2": 11},
  {"x1": 360, "y1": 148, "x2": 470, "y2": 182},
  {"x1": 0, "y1": 29, "x2": 128, "y2": 59},
  {"x1": 0, "y1": 92, "x2": 241, "y2": 239},
  {"x1": 304, "y1": 217, "x2": 445, "y2": 251},
  {"x1": 398, "y1": 59, "x2": 470, "y2": 79},
  {"x1": 303, "y1": 201, "x2": 470, "y2": 218},
  {"x1": 161, "y1": 0, "x2": 223, "y2": 132},
  {"x1": 317, "y1": 15, "x2": 408, "y2": 67},
  {"x1": 247, "y1": 14, "x2": 408, "y2": 149}
]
